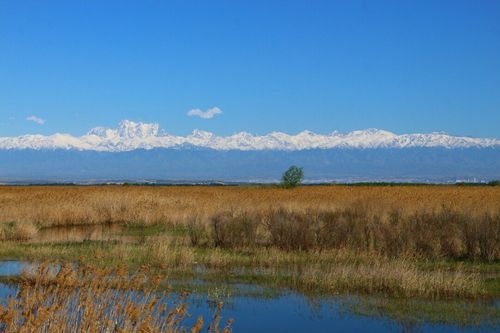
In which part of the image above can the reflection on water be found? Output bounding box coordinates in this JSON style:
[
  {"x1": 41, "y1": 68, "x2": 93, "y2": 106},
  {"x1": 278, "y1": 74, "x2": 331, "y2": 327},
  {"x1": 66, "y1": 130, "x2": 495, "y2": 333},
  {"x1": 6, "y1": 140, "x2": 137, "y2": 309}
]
[
  {"x1": 34, "y1": 224, "x2": 129, "y2": 243},
  {"x1": 0, "y1": 261, "x2": 498, "y2": 333}
]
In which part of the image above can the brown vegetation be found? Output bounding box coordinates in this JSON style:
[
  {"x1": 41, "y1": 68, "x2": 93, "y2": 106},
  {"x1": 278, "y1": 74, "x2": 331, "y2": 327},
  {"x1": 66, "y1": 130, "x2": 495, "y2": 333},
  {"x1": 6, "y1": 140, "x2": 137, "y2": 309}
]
[
  {"x1": 198, "y1": 207, "x2": 500, "y2": 261},
  {"x1": 0, "y1": 185, "x2": 498, "y2": 228},
  {"x1": 0, "y1": 262, "x2": 233, "y2": 333},
  {"x1": 0, "y1": 185, "x2": 498, "y2": 299}
]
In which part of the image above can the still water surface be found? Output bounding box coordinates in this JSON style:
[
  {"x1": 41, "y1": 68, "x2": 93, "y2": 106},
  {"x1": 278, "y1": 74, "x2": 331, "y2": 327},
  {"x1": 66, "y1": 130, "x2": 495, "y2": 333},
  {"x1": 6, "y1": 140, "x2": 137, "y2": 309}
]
[{"x1": 0, "y1": 260, "x2": 497, "y2": 332}]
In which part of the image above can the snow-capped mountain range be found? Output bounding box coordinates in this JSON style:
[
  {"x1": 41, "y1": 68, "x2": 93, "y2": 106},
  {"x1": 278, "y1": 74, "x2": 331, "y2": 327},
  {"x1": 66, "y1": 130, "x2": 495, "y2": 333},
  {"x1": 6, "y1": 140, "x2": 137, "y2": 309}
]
[{"x1": 1, "y1": 120, "x2": 499, "y2": 152}]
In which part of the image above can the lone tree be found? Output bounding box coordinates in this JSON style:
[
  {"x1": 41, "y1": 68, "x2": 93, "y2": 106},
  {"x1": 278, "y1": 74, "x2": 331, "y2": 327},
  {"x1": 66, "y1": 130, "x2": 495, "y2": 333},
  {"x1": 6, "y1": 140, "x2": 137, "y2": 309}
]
[{"x1": 281, "y1": 165, "x2": 304, "y2": 188}]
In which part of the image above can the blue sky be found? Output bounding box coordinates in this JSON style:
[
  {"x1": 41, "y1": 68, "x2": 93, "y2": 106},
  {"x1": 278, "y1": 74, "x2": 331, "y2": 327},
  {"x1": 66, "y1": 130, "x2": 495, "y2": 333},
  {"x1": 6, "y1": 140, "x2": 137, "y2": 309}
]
[{"x1": 1, "y1": 0, "x2": 499, "y2": 137}]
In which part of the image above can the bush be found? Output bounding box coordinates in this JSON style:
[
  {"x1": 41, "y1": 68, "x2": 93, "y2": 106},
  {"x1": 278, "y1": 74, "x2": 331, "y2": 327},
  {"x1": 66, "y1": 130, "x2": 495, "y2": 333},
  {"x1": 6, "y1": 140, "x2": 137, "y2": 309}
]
[
  {"x1": 315, "y1": 207, "x2": 371, "y2": 252},
  {"x1": 266, "y1": 209, "x2": 317, "y2": 250},
  {"x1": 211, "y1": 211, "x2": 258, "y2": 248},
  {"x1": 463, "y1": 213, "x2": 500, "y2": 261},
  {"x1": 201, "y1": 206, "x2": 500, "y2": 261}
]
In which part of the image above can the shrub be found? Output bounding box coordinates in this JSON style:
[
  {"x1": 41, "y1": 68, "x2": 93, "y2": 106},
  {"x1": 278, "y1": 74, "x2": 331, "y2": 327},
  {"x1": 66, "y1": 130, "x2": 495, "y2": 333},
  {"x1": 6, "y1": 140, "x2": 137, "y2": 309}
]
[
  {"x1": 211, "y1": 211, "x2": 258, "y2": 248},
  {"x1": 266, "y1": 209, "x2": 317, "y2": 250},
  {"x1": 201, "y1": 206, "x2": 500, "y2": 261},
  {"x1": 463, "y1": 213, "x2": 500, "y2": 261},
  {"x1": 316, "y1": 207, "x2": 372, "y2": 251}
]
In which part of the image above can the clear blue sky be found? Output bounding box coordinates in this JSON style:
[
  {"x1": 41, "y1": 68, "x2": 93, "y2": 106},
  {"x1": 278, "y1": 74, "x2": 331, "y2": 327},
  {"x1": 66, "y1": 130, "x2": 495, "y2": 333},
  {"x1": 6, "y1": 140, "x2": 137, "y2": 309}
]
[{"x1": 1, "y1": 0, "x2": 499, "y2": 137}]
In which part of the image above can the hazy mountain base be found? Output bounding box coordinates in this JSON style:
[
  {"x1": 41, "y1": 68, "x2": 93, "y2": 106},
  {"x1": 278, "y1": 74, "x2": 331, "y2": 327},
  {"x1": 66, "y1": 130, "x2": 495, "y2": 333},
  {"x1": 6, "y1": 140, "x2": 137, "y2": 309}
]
[{"x1": 0, "y1": 147, "x2": 498, "y2": 183}]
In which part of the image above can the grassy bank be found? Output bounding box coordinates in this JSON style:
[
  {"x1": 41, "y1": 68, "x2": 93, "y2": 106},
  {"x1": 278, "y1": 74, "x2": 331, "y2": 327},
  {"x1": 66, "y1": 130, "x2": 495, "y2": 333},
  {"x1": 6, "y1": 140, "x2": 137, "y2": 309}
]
[{"x1": 0, "y1": 238, "x2": 496, "y2": 299}]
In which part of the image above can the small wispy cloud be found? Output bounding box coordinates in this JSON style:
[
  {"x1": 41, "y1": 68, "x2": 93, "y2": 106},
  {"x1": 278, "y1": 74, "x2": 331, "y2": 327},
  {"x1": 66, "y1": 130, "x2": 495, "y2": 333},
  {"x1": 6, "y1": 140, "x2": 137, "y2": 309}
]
[
  {"x1": 26, "y1": 115, "x2": 45, "y2": 125},
  {"x1": 187, "y1": 107, "x2": 222, "y2": 119}
]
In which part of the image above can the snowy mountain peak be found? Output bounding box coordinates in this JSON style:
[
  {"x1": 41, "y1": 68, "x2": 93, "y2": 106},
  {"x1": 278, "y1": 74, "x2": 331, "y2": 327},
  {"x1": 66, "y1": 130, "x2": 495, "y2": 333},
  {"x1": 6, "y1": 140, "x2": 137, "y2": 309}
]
[
  {"x1": 117, "y1": 120, "x2": 159, "y2": 138},
  {"x1": 189, "y1": 129, "x2": 214, "y2": 140},
  {"x1": 87, "y1": 120, "x2": 160, "y2": 139},
  {"x1": 1, "y1": 120, "x2": 499, "y2": 152}
]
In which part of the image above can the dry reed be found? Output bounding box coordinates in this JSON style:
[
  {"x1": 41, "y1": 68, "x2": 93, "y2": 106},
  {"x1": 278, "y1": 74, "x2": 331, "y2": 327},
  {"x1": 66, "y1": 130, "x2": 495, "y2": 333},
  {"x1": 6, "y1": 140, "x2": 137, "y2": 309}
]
[
  {"x1": 0, "y1": 185, "x2": 497, "y2": 300},
  {"x1": 197, "y1": 207, "x2": 500, "y2": 261},
  {"x1": 0, "y1": 185, "x2": 498, "y2": 228},
  {"x1": 0, "y1": 262, "x2": 233, "y2": 333}
]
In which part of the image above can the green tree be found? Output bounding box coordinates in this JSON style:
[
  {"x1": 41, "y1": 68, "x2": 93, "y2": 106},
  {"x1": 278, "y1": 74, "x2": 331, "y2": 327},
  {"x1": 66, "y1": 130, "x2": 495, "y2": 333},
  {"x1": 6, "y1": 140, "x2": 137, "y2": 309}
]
[{"x1": 281, "y1": 165, "x2": 304, "y2": 188}]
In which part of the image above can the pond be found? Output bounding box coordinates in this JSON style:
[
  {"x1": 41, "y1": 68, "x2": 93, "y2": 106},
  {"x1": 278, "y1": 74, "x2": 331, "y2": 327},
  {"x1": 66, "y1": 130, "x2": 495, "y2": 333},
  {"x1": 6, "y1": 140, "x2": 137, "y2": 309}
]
[{"x1": 0, "y1": 260, "x2": 498, "y2": 332}]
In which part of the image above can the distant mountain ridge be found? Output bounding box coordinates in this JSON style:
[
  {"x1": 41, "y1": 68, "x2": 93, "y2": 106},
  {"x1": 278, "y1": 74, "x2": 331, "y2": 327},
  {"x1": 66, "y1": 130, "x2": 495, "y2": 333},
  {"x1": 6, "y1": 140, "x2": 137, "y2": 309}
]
[
  {"x1": 0, "y1": 147, "x2": 498, "y2": 183},
  {"x1": 1, "y1": 120, "x2": 499, "y2": 152}
]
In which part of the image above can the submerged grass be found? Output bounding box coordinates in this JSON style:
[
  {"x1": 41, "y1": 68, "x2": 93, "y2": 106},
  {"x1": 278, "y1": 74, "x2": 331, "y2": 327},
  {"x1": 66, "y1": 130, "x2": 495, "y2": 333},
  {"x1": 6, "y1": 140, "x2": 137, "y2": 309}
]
[{"x1": 341, "y1": 296, "x2": 500, "y2": 327}]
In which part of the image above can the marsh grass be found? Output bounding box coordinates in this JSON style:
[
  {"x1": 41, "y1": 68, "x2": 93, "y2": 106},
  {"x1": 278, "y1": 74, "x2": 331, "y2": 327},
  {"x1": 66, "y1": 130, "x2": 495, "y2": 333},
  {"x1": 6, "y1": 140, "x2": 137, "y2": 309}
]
[
  {"x1": 147, "y1": 236, "x2": 196, "y2": 269},
  {"x1": 0, "y1": 241, "x2": 486, "y2": 299},
  {"x1": 340, "y1": 296, "x2": 500, "y2": 327},
  {"x1": 0, "y1": 262, "x2": 233, "y2": 333},
  {"x1": 0, "y1": 221, "x2": 37, "y2": 241},
  {"x1": 121, "y1": 224, "x2": 168, "y2": 237},
  {"x1": 201, "y1": 207, "x2": 500, "y2": 262},
  {"x1": 296, "y1": 260, "x2": 482, "y2": 298},
  {"x1": 0, "y1": 185, "x2": 498, "y2": 228},
  {"x1": 0, "y1": 185, "x2": 498, "y2": 300},
  {"x1": 196, "y1": 249, "x2": 484, "y2": 298}
]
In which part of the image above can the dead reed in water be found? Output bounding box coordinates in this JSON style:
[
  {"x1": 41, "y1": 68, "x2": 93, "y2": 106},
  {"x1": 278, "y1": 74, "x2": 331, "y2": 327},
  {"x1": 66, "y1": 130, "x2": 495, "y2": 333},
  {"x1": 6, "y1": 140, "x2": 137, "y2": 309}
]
[{"x1": 0, "y1": 262, "x2": 233, "y2": 333}]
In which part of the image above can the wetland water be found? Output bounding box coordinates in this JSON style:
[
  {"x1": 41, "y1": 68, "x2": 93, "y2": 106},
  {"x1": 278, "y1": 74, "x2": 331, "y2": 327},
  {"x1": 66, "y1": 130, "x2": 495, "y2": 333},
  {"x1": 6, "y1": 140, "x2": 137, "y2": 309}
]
[{"x1": 0, "y1": 260, "x2": 498, "y2": 332}]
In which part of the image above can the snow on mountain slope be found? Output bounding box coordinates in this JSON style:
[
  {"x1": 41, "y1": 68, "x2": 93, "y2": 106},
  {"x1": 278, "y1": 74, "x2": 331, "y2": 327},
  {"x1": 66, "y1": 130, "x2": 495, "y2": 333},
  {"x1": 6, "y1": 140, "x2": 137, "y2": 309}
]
[{"x1": 0, "y1": 120, "x2": 498, "y2": 151}]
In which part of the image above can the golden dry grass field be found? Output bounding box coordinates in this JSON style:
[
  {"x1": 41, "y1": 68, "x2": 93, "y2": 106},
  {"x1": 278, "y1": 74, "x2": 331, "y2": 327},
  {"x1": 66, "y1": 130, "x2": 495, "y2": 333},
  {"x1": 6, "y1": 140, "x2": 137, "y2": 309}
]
[{"x1": 1, "y1": 185, "x2": 499, "y2": 228}]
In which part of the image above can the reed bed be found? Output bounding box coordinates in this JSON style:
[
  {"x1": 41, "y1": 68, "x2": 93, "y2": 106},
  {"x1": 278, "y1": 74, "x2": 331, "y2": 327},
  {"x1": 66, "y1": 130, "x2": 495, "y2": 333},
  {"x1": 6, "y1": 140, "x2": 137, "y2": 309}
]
[
  {"x1": 296, "y1": 260, "x2": 481, "y2": 298},
  {"x1": 0, "y1": 241, "x2": 486, "y2": 299},
  {"x1": 0, "y1": 185, "x2": 498, "y2": 300},
  {"x1": 194, "y1": 249, "x2": 484, "y2": 298},
  {"x1": 197, "y1": 207, "x2": 500, "y2": 261},
  {"x1": 0, "y1": 185, "x2": 498, "y2": 228},
  {"x1": 0, "y1": 262, "x2": 233, "y2": 333}
]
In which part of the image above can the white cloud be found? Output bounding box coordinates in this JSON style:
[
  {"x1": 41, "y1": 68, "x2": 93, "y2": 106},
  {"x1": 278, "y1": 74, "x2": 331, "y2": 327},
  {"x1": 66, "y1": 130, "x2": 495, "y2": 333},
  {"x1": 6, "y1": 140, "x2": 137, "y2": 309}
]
[
  {"x1": 26, "y1": 115, "x2": 45, "y2": 125},
  {"x1": 187, "y1": 107, "x2": 222, "y2": 119}
]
